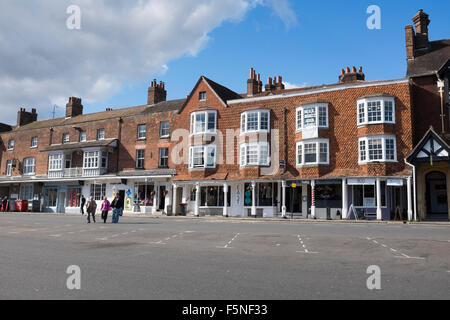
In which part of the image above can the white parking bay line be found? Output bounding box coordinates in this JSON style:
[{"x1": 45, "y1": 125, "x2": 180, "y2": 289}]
[{"x1": 217, "y1": 233, "x2": 240, "y2": 249}]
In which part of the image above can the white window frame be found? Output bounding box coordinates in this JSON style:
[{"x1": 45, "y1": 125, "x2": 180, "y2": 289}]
[
  {"x1": 49, "y1": 153, "x2": 64, "y2": 171},
  {"x1": 296, "y1": 139, "x2": 329, "y2": 166},
  {"x1": 159, "y1": 147, "x2": 169, "y2": 168},
  {"x1": 357, "y1": 97, "x2": 396, "y2": 126},
  {"x1": 189, "y1": 145, "x2": 216, "y2": 169},
  {"x1": 97, "y1": 129, "x2": 106, "y2": 140},
  {"x1": 62, "y1": 134, "x2": 70, "y2": 144},
  {"x1": 296, "y1": 103, "x2": 329, "y2": 132},
  {"x1": 83, "y1": 150, "x2": 100, "y2": 169},
  {"x1": 31, "y1": 137, "x2": 38, "y2": 148},
  {"x1": 6, "y1": 160, "x2": 12, "y2": 176},
  {"x1": 199, "y1": 91, "x2": 207, "y2": 101},
  {"x1": 8, "y1": 140, "x2": 14, "y2": 150},
  {"x1": 20, "y1": 184, "x2": 34, "y2": 201},
  {"x1": 241, "y1": 110, "x2": 270, "y2": 134},
  {"x1": 23, "y1": 157, "x2": 36, "y2": 175},
  {"x1": 358, "y1": 136, "x2": 397, "y2": 164},
  {"x1": 190, "y1": 110, "x2": 217, "y2": 135},
  {"x1": 80, "y1": 131, "x2": 87, "y2": 142},
  {"x1": 240, "y1": 142, "x2": 270, "y2": 167},
  {"x1": 160, "y1": 121, "x2": 170, "y2": 138},
  {"x1": 136, "y1": 149, "x2": 145, "y2": 169},
  {"x1": 137, "y1": 124, "x2": 147, "y2": 140}
]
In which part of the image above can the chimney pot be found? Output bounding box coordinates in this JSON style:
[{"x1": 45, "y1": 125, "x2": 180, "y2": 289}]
[
  {"x1": 352, "y1": 66, "x2": 357, "y2": 73},
  {"x1": 148, "y1": 79, "x2": 167, "y2": 105}
]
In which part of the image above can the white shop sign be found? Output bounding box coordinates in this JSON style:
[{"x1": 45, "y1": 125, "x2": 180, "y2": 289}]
[
  {"x1": 347, "y1": 178, "x2": 375, "y2": 185},
  {"x1": 387, "y1": 179, "x2": 403, "y2": 186}
]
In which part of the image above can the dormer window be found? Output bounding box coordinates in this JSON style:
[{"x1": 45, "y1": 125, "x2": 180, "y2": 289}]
[
  {"x1": 190, "y1": 110, "x2": 217, "y2": 135},
  {"x1": 357, "y1": 97, "x2": 395, "y2": 126},
  {"x1": 241, "y1": 110, "x2": 270, "y2": 134},
  {"x1": 296, "y1": 103, "x2": 328, "y2": 131}
]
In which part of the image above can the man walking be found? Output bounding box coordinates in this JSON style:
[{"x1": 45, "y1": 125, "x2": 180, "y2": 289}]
[
  {"x1": 80, "y1": 195, "x2": 86, "y2": 215},
  {"x1": 111, "y1": 194, "x2": 124, "y2": 224},
  {"x1": 86, "y1": 196, "x2": 97, "y2": 223}
]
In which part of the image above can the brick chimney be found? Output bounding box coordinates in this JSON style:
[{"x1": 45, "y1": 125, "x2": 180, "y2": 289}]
[
  {"x1": 339, "y1": 66, "x2": 365, "y2": 83},
  {"x1": 66, "y1": 97, "x2": 83, "y2": 118},
  {"x1": 412, "y1": 9, "x2": 430, "y2": 50},
  {"x1": 17, "y1": 108, "x2": 37, "y2": 127},
  {"x1": 274, "y1": 76, "x2": 285, "y2": 91},
  {"x1": 247, "y1": 68, "x2": 263, "y2": 96},
  {"x1": 148, "y1": 80, "x2": 167, "y2": 105},
  {"x1": 405, "y1": 25, "x2": 416, "y2": 60}
]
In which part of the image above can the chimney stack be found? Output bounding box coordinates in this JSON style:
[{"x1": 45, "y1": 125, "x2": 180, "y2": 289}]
[
  {"x1": 148, "y1": 79, "x2": 167, "y2": 105},
  {"x1": 66, "y1": 97, "x2": 83, "y2": 118},
  {"x1": 17, "y1": 108, "x2": 38, "y2": 127},
  {"x1": 339, "y1": 66, "x2": 365, "y2": 83},
  {"x1": 412, "y1": 9, "x2": 430, "y2": 50},
  {"x1": 275, "y1": 76, "x2": 285, "y2": 91},
  {"x1": 247, "y1": 68, "x2": 263, "y2": 96}
]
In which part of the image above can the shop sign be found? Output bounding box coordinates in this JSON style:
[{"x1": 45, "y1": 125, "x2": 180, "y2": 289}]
[
  {"x1": 347, "y1": 178, "x2": 375, "y2": 185},
  {"x1": 387, "y1": 179, "x2": 403, "y2": 186}
]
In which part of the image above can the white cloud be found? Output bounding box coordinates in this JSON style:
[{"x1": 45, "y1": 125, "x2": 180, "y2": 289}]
[
  {"x1": 0, "y1": 0, "x2": 296, "y2": 124},
  {"x1": 267, "y1": 0, "x2": 298, "y2": 29},
  {"x1": 283, "y1": 82, "x2": 308, "y2": 89}
]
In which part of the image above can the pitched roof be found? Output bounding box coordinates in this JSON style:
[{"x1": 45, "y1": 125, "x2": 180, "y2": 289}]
[
  {"x1": 5, "y1": 99, "x2": 186, "y2": 133},
  {"x1": 178, "y1": 76, "x2": 241, "y2": 114},
  {"x1": 407, "y1": 39, "x2": 450, "y2": 77},
  {"x1": 407, "y1": 127, "x2": 450, "y2": 164}
]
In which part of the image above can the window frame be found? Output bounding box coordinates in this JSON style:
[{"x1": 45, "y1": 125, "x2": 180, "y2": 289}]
[
  {"x1": 358, "y1": 136, "x2": 397, "y2": 164},
  {"x1": 62, "y1": 133, "x2": 70, "y2": 144},
  {"x1": 97, "y1": 129, "x2": 106, "y2": 140},
  {"x1": 137, "y1": 124, "x2": 147, "y2": 140},
  {"x1": 240, "y1": 110, "x2": 271, "y2": 134},
  {"x1": 49, "y1": 153, "x2": 64, "y2": 171},
  {"x1": 6, "y1": 160, "x2": 12, "y2": 176},
  {"x1": 83, "y1": 151, "x2": 100, "y2": 169},
  {"x1": 8, "y1": 140, "x2": 15, "y2": 150},
  {"x1": 160, "y1": 121, "x2": 170, "y2": 138},
  {"x1": 296, "y1": 103, "x2": 329, "y2": 132},
  {"x1": 136, "y1": 149, "x2": 145, "y2": 169},
  {"x1": 199, "y1": 91, "x2": 207, "y2": 101},
  {"x1": 159, "y1": 147, "x2": 169, "y2": 168},
  {"x1": 23, "y1": 157, "x2": 36, "y2": 175},
  {"x1": 296, "y1": 139, "x2": 330, "y2": 166},
  {"x1": 190, "y1": 110, "x2": 217, "y2": 135},
  {"x1": 79, "y1": 131, "x2": 87, "y2": 142},
  {"x1": 188, "y1": 145, "x2": 216, "y2": 169},
  {"x1": 31, "y1": 137, "x2": 38, "y2": 148},
  {"x1": 357, "y1": 97, "x2": 396, "y2": 126},
  {"x1": 240, "y1": 142, "x2": 270, "y2": 167}
]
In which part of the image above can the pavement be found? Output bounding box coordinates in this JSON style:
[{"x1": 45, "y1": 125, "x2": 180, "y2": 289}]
[{"x1": 0, "y1": 213, "x2": 449, "y2": 300}]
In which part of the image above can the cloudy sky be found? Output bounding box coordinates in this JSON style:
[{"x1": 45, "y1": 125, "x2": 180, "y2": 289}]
[{"x1": 0, "y1": 0, "x2": 448, "y2": 124}]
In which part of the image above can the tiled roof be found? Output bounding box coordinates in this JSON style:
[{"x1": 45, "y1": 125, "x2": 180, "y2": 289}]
[
  {"x1": 7, "y1": 98, "x2": 186, "y2": 132},
  {"x1": 407, "y1": 39, "x2": 450, "y2": 77}
]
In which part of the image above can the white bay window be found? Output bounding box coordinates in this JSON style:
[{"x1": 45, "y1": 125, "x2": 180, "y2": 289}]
[
  {"x1": 189, "y1": 145, "x2": 216, "y2": 169},
  {"x1": 296, "y1": 139, "x2": 329, "y2": 166},
  {"x1": 357, "y1": 97, "x2": 395, "y2": 126},
  {"x1": 241, "y1": 110, "x2": 270, "y2": 134},
  {"x1": 358, "y1": 136, "x2": 397, "y2": 163},
  {"x1": 240, "y1": 142, "x2": 270, "y2": 167},
  {"x1": 296, "y1": 103, "x2": 328, "y2": 131},
  {"x1": 190, "y1": 110, "x2": 217, "y2": 135}
]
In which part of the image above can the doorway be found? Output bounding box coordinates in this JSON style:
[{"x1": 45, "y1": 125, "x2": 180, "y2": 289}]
[
  {"x1": 57, "y1": 190, "x2": 66, "y2": 213},
  {"x1": 159, "y1": 186, "x2": 166, "y2": 210},
  {"x1": 426, "y1": 172, "x2": 448, "y2": 215},
  {"x1": 285, "y1": 186, "x2": 302, "y2": 216}
]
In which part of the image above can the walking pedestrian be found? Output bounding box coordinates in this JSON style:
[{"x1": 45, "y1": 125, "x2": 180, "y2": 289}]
[
  {"x1": 86, "y1": 196, "x2": 97, "y2": 223},
  {"x1": 101, "y1": 196, "x2": 111, "y2": 224},
  {"x1": 80, "y1": 195, "x2": 86, "y2": 215},
  {"x1": 2, "y1": 196, "x2": 8, "y2": 212},
  {"x1": 111, "y1": 194, "x2": 124, "y2": 224}
]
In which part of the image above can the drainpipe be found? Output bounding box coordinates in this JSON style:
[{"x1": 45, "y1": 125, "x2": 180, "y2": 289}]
[
  {"x1": 116, "y1": 117, "x2": 123, "y2": 173},
  {"x1": 437, "y1": 77, "x2": 445, "y2": 134},
  {"x1": 404, "y1": 159, "x2": 417, "y2": 221}
]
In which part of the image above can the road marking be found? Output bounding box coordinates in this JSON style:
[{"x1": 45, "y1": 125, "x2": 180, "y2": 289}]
[
  {"x1": 297, "y1": 234, "x2": 318, "y2": 254},
  {"x1": 149, "y1": 240, "x2": 167, "y2": 245},
  {"x1": 373, "y1": 240, "x2": 378, "y2": 244},
  {"x1": 49, "y1": 234, "x2": 62, "y2": 237},
  {"x1": 218, "y1": 233, "x2": 240, "y2": 249},
  {"x1": 122, "y1": 232, "x2": 129, "y2": 235},
  {"x1": 367, "y1": 238, "x2": 425, "y2": 260},
  {"x1": 68, "y1": 232, "x2": 75, "y2": 234}
]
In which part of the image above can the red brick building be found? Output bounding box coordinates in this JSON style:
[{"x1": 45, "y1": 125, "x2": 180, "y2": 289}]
[{"x1": 0, "y1": 10, "x2": 448, "y2": 220}]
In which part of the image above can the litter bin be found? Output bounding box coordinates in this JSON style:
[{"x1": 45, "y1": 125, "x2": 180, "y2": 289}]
[
  {"x1": 179, "y1": 203, "x2": 187, "y2": 216},
  {"x1": 166, "y1": 205, "x2": 172, "y2": 216}
]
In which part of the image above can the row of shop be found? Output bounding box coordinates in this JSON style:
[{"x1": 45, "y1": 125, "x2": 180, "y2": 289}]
[{"x1": 0, "y1": 176, "x2": 413, "y2": 221}]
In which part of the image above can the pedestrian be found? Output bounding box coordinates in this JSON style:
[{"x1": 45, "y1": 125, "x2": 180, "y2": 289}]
[
  {"x1": 86, "y1": 196, "x2": 97, "y2": 223},
  {"x1": 80, "y1": 195, "x2": 86, "y2": 215},
  {"x1": 2, "y1": 196, "x2": 8, "y2": 212},
  {"x1": 111, "y1": 194, "x2": 124, "y2": 224},
  {"x1": 101, "y1": 196, "x2": 111, "y2": 224}
]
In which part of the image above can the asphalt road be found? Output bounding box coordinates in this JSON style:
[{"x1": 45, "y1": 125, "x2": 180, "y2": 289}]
[{"x1": 0, "y1": 214, "x2": 448, "y2": 300}]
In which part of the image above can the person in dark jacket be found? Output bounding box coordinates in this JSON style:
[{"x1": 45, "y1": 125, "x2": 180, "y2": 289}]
[
  {"x1": 80, "y1": 195, "x2": 86, "y2": 215},
  {"x1": 86, "y1": 196, "x2": 97, "y2": 223},
  {"x1": 111, "y1": 195, "x2": 124, "y2": 223},
  {"x1": 2, "y1": 196, "x2": 8, "y2": 212}
]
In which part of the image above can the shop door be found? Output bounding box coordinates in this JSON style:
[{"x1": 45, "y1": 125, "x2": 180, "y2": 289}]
[
  {"x1": 286, "y1": 187, "x2": 302, "y2": 215},
  {"x1": 57, "y1": 191, "x2": 66, "y2": 213},
  {"x1": 159, "y1": 186, "x2": 166, "y2": 210},
  {"x1": 426, "y1": 172, "x2": 448, "y2": 214}
]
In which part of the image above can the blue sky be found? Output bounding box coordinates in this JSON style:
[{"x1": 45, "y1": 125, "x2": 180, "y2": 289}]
[{"x1": 1, "y1": 1, "x2": 449, "y2": 122}]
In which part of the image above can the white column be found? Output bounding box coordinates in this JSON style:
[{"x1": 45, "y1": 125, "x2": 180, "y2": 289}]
[
  {"x1": 277, "y1": 182, "x2": 282, "y2": 213},
  {"x1": 281, "y1": 181, "x2": 287, "y2": 218},
  {"x1": 407, "y1": 177, "x2": 413, "y2": 221},
  {"x1": 152, "y1": 183, "x2": 158, "y2": 213},
  {"x1": 376, "y1": 178, "x2": 382, "y2": 220},
  {"x1": 223, "y1": 182, "x2": 228, "y2": 217},
  {"x1": 172, "y1": 183, "x2": 177, "y2": 216},
  {"x1": 181, "y1": 186, "x2": 187, "y2": 204},
  {"x1": 166, "y1": 184, "x2": 173, "y2": 215},
  {"x1": 251, "y1": 181, "x2": 256, "y2": 217},
  {"x1": 194, "y1": 183, "x2": 200, "y2": 217},
  {"x1": 342, "y1": 178, "x2": 348, "y2": 219},
  {"x1": 311, "y1": 180, "x2": 316, "y2": 219}
]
